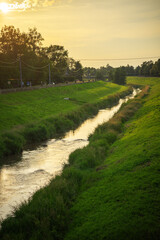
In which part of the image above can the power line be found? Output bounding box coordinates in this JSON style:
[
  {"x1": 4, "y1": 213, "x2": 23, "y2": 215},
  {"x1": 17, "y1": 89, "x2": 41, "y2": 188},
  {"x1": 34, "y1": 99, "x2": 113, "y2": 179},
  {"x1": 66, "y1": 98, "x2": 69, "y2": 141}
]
[
  {"x1": 0, "y1": 65, "x2": 18, "y2": 68},
  {"x1": 78, "y1": 56, "x2": 160, "y2": 61},
  {"x1": 22, "y1": 66, "x2": 46, "y2": 73},
  {"x1": 21, "y1": 60, "x2": 49, "y2": 69},
  {"x1": 0, "y1": 59, "x2": 19, "y2": 64}
]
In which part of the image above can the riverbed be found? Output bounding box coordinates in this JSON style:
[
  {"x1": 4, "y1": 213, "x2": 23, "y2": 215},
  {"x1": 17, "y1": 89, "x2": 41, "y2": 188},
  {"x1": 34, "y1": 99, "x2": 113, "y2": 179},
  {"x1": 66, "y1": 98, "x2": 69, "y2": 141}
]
[{"x1": 0, "y1": 88, "x2": 140, "y2": 221}]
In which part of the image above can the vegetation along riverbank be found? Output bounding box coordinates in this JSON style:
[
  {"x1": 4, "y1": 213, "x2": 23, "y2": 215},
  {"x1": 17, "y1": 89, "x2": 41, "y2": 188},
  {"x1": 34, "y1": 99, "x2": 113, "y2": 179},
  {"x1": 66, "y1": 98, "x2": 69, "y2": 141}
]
[
  {"x1": 1, "y1": 77, "x2": 159, "y2": 239},
  {"x1": 0, "y1": 81, "x2": 132, "y2": 161}
]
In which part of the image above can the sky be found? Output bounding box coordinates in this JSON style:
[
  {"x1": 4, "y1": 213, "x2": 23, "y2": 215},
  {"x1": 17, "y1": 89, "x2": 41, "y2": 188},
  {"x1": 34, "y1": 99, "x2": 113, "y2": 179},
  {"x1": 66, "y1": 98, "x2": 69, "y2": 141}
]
[{"x1": 0, "y1": 0, "x2": 160, "y2": 68}]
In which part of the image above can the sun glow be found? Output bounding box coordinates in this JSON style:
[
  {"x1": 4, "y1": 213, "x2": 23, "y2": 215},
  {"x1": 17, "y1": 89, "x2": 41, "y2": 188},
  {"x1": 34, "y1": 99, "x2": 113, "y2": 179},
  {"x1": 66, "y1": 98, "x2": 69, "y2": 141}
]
[
  {"x1": 0, "y1": 2, "x2": 9, "y2": 13},
  {"x1": 0, "y1": 1, "x2": 30, "y2": 13}
]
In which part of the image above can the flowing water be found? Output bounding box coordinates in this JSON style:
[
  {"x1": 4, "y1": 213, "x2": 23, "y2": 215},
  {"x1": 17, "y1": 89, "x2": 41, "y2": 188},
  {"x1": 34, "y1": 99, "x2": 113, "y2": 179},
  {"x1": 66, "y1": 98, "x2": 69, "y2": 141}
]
[{"x1": 0, "y1": 89, "x2": 140, "y2": 221}]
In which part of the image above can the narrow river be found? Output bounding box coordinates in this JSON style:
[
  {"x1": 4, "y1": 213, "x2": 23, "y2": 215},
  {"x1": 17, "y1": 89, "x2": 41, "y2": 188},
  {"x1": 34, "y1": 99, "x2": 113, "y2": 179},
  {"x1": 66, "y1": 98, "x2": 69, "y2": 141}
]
[{"x1": 0, "y1": 89, "x2": 140, "y2": 221}]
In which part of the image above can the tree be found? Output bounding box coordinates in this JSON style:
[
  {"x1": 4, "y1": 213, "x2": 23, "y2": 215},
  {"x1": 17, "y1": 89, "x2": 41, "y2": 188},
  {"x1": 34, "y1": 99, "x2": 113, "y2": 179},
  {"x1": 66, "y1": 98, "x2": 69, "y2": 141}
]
[
  {"x1": 45, "y1": 45, "x2": 68, "y2": 70},
  {"x1": 95, "y1": 70, "x2": 105, "y2": 80},
  {"x1": 125, "y1": 64, "x2": 135, "y2": 76},
  {"x1": 64, "y1": 59, "x2": 83, "y2": 82},
  {"x1": 0, "y1": 25, "x2": 44, "y2": 59},
  {"x1": 27, "y1": 27, "x2": 44, "y2": 54},
  {"x1": 83, "y1": 67, "x2": 96, "y2": 80},
  {"x1": 105, "y1": 64, "x2": 113, "y2": 77},
  {"x1": 140, "y1": 61, "x2": 153, "y2": 76},
  {"x1": 112, "y1": 67, "x2": 126, "y2": 85},
  {"x1": 0, "y1": 25, "x2": 84, "y2": 88},
  {"x1": 150, "y1": 59, "x2": 160, "y2": 76},
  {"x1": 108, "y1": 69, "x2": 114, "y2": 82},
  {"x1": 135, "y1": 66, "x2": 141, "y2": 76},
  {"x1": 73, "y1": 61, "x2": 83, "y2": 81},
  {"x1": 44, "y1": 45, "x2": 68, "y2": 83}
]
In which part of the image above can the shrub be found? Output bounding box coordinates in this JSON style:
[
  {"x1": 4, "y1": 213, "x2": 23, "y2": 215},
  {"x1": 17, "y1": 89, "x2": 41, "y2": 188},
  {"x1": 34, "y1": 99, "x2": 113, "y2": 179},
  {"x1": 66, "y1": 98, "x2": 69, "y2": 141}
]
[
  {"x1": 42, "y1": 117, "x2": 57, "y2": 138},
  {"x1": 2, "y1": 132, "x2": 24, "y2": 155},
  {"x1": 53, "y1": 117, "x2": 74, "y2": 134},
  {"x1": 23, "y1": 124, "x2": 48, "y2": 142}
]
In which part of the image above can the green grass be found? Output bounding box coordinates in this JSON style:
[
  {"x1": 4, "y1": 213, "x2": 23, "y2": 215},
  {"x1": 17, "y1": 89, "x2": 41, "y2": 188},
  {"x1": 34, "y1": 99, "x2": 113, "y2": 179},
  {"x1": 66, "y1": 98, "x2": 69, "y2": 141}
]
[
  {"x1": 0, "y1": 82, "x2": 125, "y2": 133},
  {"x1": 1, "y1": 77, "x2": 159, "y2": 239},
  {"x1": 64, "y1": 79, "x2": 160, "y2": 240},
  {"x1": 0, "y1": 81, "x2": 129, "y2": 159},
  {"x1": 1, "y1": 78, "x2": 159, "y2": 239},
  {"x1": 127, "y1": 76, "x2": 160, "y2": 86}
]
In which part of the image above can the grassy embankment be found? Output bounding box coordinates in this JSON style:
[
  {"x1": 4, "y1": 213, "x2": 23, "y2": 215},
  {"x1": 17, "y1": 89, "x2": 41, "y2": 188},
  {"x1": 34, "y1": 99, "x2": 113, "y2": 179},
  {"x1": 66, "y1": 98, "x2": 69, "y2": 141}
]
[
  {"x1": 0, "y1": 77, "x2": 159, "y2": 239},
  {"x1": 0, "y1": 81, "x2": 130, "y2": 160},
  {"x1": 63, "y1": 77, "x2": 160, "y2": 240}
]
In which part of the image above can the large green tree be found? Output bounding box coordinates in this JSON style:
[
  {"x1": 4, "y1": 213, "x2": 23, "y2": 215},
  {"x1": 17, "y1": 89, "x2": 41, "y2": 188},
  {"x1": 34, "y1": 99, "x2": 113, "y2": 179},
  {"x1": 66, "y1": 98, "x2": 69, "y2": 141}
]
[
  {"x1": 150, "y1": 59, "x2": 160, "y2": 76},
  {"x1": 140, "y1": 61, "x2": 153, "y2": 76},
  {"x1": 0, "y1": 25, "x2": 83, "y2": 88},
  {"x1": 42, "y1": 45, "x2": 69, "y2": 83},
  {"x1": 111, "y1": 67, "x2": 126, "y2": 85},
  {"x1": 0, "y1": 25, "x2": 43, "y2": 58}
]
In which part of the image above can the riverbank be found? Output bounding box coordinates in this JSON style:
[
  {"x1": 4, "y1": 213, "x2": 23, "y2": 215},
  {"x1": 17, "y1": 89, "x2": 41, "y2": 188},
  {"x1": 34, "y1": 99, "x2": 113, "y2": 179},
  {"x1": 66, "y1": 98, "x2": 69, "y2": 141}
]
[
  {"x1": 64, "y1": 79, "x2": 160, "y2": 239},
  {"x1": 0, "y1": 81, "x2": 131, "y2": 161},
  {"x1": 1, "y1": 78, "x2": 159, "y2": 239},
  {"x1": 0, "y1": 88, "x2": 139, "y2": 221}
]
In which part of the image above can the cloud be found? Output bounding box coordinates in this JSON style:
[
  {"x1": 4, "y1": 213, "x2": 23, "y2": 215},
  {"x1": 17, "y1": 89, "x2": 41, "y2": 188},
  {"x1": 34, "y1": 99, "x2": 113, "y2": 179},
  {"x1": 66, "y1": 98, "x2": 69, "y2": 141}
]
[
  {"x1": 5, "y1": 0, "x2": 71, "y2": 10},
  {"x1": 29, "y1": 0, "x2": 58, "y2": 8}
]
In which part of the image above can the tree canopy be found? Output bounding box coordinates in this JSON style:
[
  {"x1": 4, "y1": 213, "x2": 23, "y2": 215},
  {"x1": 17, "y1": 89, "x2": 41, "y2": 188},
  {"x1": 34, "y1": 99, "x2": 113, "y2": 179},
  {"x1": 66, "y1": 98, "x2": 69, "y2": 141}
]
[
  {"x1": 84, "y1": 59, "x2": 160, "y2": 85},
  {"x1": 0, "y1": 25, "x2": 83, "y2": 88}
]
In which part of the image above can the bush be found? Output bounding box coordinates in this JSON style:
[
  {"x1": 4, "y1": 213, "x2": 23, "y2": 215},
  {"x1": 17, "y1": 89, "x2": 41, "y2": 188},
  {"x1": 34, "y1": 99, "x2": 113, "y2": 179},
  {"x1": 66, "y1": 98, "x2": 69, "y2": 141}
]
[
  {"x1": 23, "y1": 124, "x2": 49, "y2": 142},
  {"x1": 53, "y1": 117, "x2": 74, "y2": 134},
  {"x1": 42, "y1": 117, "x2": 57, "y2": 138},
  {"x1": 62, "y1": 167, "x2": 84, "y2": 186},
  {"x1": 68, "y1": 145, "x2": 107, "y2": 170},
  {"x1": 89, "y1": 131, "x2": 117, "y2": 145},
  {"x1": 2, "y1": 132, "x2": 24, "y2": 155}
]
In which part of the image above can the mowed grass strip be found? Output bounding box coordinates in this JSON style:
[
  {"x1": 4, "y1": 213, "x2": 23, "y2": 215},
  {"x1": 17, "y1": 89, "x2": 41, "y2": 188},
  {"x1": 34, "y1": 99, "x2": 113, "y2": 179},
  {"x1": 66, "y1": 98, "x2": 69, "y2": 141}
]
[
  {"x1": 64, "y1": 80, "x2": 160, "y2": 239},
  {"x1": 0, "y1": 81, "x2": 125, "y2": 132},
  {"x1": 127, "y1": 76, "x2": 160, "y2": 86}
]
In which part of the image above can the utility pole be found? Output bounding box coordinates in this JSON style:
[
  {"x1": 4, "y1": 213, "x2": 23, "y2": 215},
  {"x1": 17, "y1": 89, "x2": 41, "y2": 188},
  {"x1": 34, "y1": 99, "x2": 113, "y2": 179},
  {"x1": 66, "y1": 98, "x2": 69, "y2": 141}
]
[
  {"x1": 49, "y1": 63, "x2": 51, "y2": 84},
  {"x1": 19, "y1": 57, "x2": 23, "y2": 87}
]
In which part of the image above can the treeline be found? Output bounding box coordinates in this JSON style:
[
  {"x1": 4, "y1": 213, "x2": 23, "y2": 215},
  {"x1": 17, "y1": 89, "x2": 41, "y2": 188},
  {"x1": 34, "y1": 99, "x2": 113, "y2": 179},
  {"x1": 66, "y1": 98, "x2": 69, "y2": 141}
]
[
  {"x1": 84, "y1": 59, "x2": 160, "y2": 84},
  {"x1": 84, "y1": 65, "x2": 126, "y2": 85},
  {"x1": 0, "y1": 26, "x2": 83, "y2": 89}
]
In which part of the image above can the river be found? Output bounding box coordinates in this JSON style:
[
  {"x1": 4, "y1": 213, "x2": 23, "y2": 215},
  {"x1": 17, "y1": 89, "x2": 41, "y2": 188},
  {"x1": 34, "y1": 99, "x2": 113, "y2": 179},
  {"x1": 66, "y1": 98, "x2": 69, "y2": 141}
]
[{"x1": 0, "y1": 88, "x2": 140, "y2": 221}]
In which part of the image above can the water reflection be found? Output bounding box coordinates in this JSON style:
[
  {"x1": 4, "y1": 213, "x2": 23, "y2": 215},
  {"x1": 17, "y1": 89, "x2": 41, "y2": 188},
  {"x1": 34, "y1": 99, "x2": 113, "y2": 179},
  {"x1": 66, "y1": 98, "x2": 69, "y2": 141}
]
[{"x1": 0, "y1": 89, "x2": 140, "y2": 221}]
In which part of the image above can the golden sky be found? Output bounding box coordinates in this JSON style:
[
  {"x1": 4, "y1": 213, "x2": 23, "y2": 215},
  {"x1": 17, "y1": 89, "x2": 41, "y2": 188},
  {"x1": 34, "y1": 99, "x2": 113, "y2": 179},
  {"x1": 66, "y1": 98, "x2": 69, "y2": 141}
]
[{"x1": 0, "y1": 0, "x2": 160, "y2": 67}]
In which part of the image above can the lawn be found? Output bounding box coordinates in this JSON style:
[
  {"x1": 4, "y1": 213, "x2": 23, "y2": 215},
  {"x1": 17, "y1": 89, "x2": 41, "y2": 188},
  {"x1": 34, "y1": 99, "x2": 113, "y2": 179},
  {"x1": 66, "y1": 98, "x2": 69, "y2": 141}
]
[
  {"x1": 0, "y1": 81, "x2": 126, "y2": 133},
  {"x1": 127, "y1": 76, "x2": 160, "y2": 86}
]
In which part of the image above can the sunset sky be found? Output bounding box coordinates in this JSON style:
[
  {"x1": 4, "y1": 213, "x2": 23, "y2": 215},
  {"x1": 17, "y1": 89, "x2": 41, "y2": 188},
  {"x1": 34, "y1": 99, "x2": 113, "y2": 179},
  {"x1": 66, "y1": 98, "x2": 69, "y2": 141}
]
[{"x1": 0, "y1": 0, "x2": 160, "y2": 67}]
